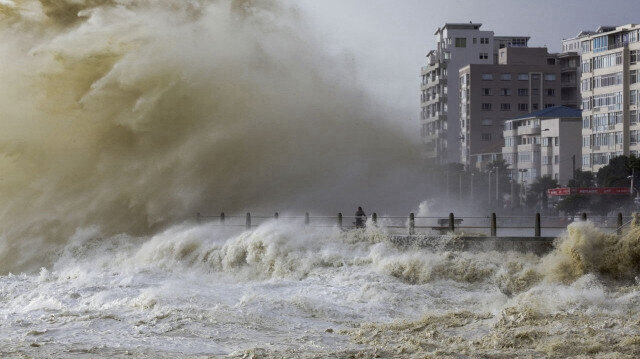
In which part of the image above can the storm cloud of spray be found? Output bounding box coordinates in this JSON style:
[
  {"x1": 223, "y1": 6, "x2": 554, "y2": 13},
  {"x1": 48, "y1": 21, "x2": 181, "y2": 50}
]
[{"x1": 0, "y1": 0, "x2": 423, "y2": 272}]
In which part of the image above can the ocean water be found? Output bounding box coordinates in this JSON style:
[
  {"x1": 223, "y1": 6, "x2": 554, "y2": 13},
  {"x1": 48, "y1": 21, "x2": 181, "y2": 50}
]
[{"x1": 2, "y1": 221, "x2": 640, "y2": 358}]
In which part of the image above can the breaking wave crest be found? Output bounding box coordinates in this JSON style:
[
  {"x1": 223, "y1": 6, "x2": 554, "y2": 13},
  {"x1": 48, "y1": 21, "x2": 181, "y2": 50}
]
[{"x1": 0, "y1": 0, "x2": 422, "y2": 274}]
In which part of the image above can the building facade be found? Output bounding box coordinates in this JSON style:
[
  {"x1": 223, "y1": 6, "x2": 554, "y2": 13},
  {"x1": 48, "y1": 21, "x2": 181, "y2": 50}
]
[
  {"x1": 580, "y1": 24, "x2": 640, "y2": 172},
  {"x1": 502, "y1": 106, "x2": 582, "y2": 186},
  {"x1": 559, "y1": 31, "x2": 595, "y2": 109},
  {"x1": 459, "y1": 47, "x2": 561, "y2": 168},
  {"x1": 420, "y1": 23, "x2": 529, "y2": 164}
]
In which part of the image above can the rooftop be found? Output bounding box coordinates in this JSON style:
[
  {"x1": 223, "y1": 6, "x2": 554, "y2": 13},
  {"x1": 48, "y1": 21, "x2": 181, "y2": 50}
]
[
  {"x1": 435, "y1": 22, "x2": 482, "y2": 35},
  {"x1": 512, "y1": 106, "x2": 582, "y2": 121}
]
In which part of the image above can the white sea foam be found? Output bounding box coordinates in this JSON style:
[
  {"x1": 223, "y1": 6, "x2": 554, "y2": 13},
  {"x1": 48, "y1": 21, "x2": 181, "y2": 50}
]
[{"x1": 1, "y1": 220, "x2": 639, "y2": 357}]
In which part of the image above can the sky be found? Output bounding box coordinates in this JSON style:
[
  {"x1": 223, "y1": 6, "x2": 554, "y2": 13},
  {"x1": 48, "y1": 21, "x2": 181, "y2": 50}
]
[{"x1": 291, "y1": 0, "x2": 640, "y2": 132}]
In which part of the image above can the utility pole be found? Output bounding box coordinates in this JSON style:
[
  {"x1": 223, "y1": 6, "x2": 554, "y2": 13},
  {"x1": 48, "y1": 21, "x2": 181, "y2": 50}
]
[
  {"x1": 510, "y1": 179, "x2": 516, "y2": 209},
  {"x1": 631, "y1": 168, "x2": 635, "y2": 198},
  {"x1": 572, "y1": 155, "x2": 576, "y2": 181},
  {"x1": 470, "y1": 173, "x2": 475, "y2": 201},
  {"x1": 446, "y1": 170, "x2": 450, "y2": 201},
  {"x1": 496, "y1": 166, "x2": 500, "y2": 203},
  {"x1": 488, "y1": 171, "x2": 492, "y2": 205}
]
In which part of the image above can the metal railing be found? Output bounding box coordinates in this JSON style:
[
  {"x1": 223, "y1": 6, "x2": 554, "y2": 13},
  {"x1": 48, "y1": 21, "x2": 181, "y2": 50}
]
[{"x1": 195, "y1": 211, "x2": 632, "y2": 237}]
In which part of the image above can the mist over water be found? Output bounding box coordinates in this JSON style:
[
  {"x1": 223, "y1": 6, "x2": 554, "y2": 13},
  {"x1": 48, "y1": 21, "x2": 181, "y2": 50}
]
[
  {"x1": 1, "y1": 1, "x2": 640, "y2": 358},
  {"x1": 0, "y1": 0, "x2": 423, "y2": 273}
]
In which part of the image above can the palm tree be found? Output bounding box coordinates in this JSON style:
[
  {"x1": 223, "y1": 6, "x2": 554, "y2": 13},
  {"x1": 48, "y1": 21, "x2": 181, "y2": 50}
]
[{"x1": 526, "y1": 175, "x2": 559, "y2": 211}]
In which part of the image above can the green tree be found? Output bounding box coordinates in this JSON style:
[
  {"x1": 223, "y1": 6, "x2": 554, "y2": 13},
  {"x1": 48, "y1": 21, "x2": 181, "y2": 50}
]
[
  {"x1": 556, "y1": 194, "x2": 589, "y2": 216},
  {"x1": 591, "y1": 156, "x2": 634, "y2": 215},
  {"x1": 567, "y1": 170, "x2": 595, "y2": 188},
  {"x1": 526, "y1": 175, "x2": 559, "y2": 211}
]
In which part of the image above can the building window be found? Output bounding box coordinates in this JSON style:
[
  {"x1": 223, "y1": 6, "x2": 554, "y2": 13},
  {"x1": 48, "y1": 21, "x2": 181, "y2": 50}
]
[
  {"x1": 632, "y1": 70, "x2": 638, "y2": 84},
  {"x1": 480, "y1": 37, "x2": 489, "y2": 44},
  {"x1": 632, "y1": 90, "x2": 638, "y2": 106},
  {"x1": 532, "y1": 88, "x2": 540, "y2": 96},
  {"x1": 544, "y1": 74, "x2": 557, "y2": 81},
  {"x1": 545, "y1": 104, "x2": 555, "y2": 108},
  {"x1": 546, "y1": 89, "x2": 555, "y2": 96},
  {"x1": 500, "y1": 88, "x2": 511, "y2": 96},
  {"x1": 632, "y1": 50, "x2": 639, "y2": 65},
  {"x1": 481, "y1": 119, "x2": 493, "y2": 126},
  {"x1": 500, "y1": 103, "x2": 511, "y2": 111},
  {"x1": 455, "y1": 38, "x2": 467, "y2": 48},
  {"x1": 500, "y1": 74, "x2": 512, "y2": 81},
  {"x1": 518, "y1": 103, "x2": 529, "y2": 111},
  {"x1": 482, "y1": 74, "x2": 493, "y2": 81},
  {"x1": 554, "y1": 155, "x2": 559, "y2": 164},
  {"x1": 482, "y1": 103, "x2": 492, "y2": 111},
  {"x1": 582, "y1": 116, "x2": 591, "y2": 129},
  {"x1": 547, "y1": 58, "x2": 557, "y2": 65},
  {"x1": 632, "y1": 110, "x2": 638, "y2": 125},
  {"x1": 481, "y1": 133, "x2": 492, "y2": 141},
  {"x1": 518, "y1": 152, "x2": 532, "y2": 163},
  {"x1": 473, "y1": 37, "x2": 477, "y2": 44},
  {"x1": 482, "y1": 88, "x2": 492, "y2": 96},
  {"x1": 518, "y1": 88, "x2": 528, "y2": 96},
  {"x1": 518, "y1": 74, "x2": 529, "y2": 81},
  {"x1": 479, "y1": 53, "x2": 488, "y2": 60},
  {"x1": 554, "y1": 137, "x2": 559, "y2": 146},
  {"x1": 532, "y1": 104, "x2": 539, "y2": 110}
]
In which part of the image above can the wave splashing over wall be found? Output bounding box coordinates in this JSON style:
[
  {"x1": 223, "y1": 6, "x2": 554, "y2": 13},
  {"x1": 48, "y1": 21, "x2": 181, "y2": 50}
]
[
  {"x1": 2, "y1": 221, "x2": 640, "y2": 357},
  {"x1": 0, "y1": 0, "x2": 421, "y2": 273}
]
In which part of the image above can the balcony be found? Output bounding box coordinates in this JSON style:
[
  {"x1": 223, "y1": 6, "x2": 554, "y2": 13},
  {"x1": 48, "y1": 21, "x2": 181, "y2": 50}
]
[
  {"x1": 517, "y1": 143, "x2": 539, "y2": 152},
  {"x1": 517, "y1": 126, "x2": 541, "y2": 136}
]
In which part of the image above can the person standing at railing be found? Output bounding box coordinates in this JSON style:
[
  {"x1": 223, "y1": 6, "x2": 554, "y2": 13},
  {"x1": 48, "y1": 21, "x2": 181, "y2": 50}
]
[{"x1": 355, "y1": 207, "x2": 367, "y2": 228}]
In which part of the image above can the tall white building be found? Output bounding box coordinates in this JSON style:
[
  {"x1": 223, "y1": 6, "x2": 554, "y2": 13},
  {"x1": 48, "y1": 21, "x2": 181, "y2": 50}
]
[
  {"x1": 502, "y1": 106, "x2": 582, "y2": 186},
  {"x1": 420, "y1": 23, "x2": 529, "y2": 164},
  {"x1": 580, "y1": 24, "x2": 640, "y2": 172}
]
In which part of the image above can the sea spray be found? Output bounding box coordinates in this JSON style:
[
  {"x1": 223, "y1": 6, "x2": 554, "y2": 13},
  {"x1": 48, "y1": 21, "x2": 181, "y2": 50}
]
[
  {"x1": 543, "y1": 220, "x2": 640, "y2": 283},
  {"x1": 2, "y1": 220, "x2": 640, "y2": 357},
  {"x1": 0, "y1": 0, "x2": 422, "y2": 274}
]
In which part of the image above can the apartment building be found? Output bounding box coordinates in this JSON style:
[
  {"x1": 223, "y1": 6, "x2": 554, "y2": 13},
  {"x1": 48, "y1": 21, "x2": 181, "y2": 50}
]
[
  {"x1": 459, "y1": 47, "x2": 561, "y2": 168},
  {"x1": 502, "y1": 106, "x2": 582, "y2": 186},
  {"x1": 420, "y1": 23, "x2": 529, "y2": 164},
  {"x1": 580, "y1": 24, "x2": 640, "y2": 172},
  {"x1": 559, "y1": 31, "x2": 595, "y2": 109}
]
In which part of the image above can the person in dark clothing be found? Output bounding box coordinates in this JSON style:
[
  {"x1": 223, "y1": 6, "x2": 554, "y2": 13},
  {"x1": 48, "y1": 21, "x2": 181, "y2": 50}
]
[{"x1": 355, "y1": 206, "x2": 367, "y2": 228}]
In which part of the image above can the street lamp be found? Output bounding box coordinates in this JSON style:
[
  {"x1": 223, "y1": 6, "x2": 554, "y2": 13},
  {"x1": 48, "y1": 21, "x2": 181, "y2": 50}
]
[
  {"x1": 518, "y1": 169, "x2": 528, "y2": 209},
  {"x1": 470, "y1": 173, "x2": 475, "y2": 201}
]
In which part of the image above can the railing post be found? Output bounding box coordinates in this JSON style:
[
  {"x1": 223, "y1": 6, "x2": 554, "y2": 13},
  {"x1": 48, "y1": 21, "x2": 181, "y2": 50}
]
[
  {"x1": 617, "y1": 212, "x2": 623, "y2": 235},
  {"x1": 409, "y1": 213, "x2": 415, "y2": 235},
  {"x1": 274, "y1": 212, "x2": 279, "y2": 220},
  {"x1": 338, "y1": 213, "x2": 343, "y2": 229},
  {"x1": 535, "y1": 213, "x2": 541, "y2": 237},
  {"x1": 196, "y1": 212, "x2": 201, "y2": 224},
  {"x1": 491, "y1": 213, "x2": 497, "y2": 237},
  {"x1": 449, "y1": 212, "x2": 455, "y2": 232},
  {"x1": 305, "y1": 212, "x2": 310, "y2": 226},
  {"x1": 220, "y1": 212, "x2": 225, "y2": 225},
  {"x1": 581, "y1": 212, "x2": 587, "y2": 221},
  {"x1": 372, "y1": 213, "x2": 378, "y2": 226},
  {"x1": 246, "y1": 212, "x2": 251, "y2": 229}
]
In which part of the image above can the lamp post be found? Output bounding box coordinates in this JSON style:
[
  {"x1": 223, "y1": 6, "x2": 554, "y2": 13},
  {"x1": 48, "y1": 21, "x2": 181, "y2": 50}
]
[
  {"x1": 488, "y1": 170, "x2": 493, "y2": 205},
  {"x1": 518, "y1": 169, "x2": 528, "y2": 210},
  {"x1": 470, "y1": 173, "x2": 475, "y2": 202}
]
